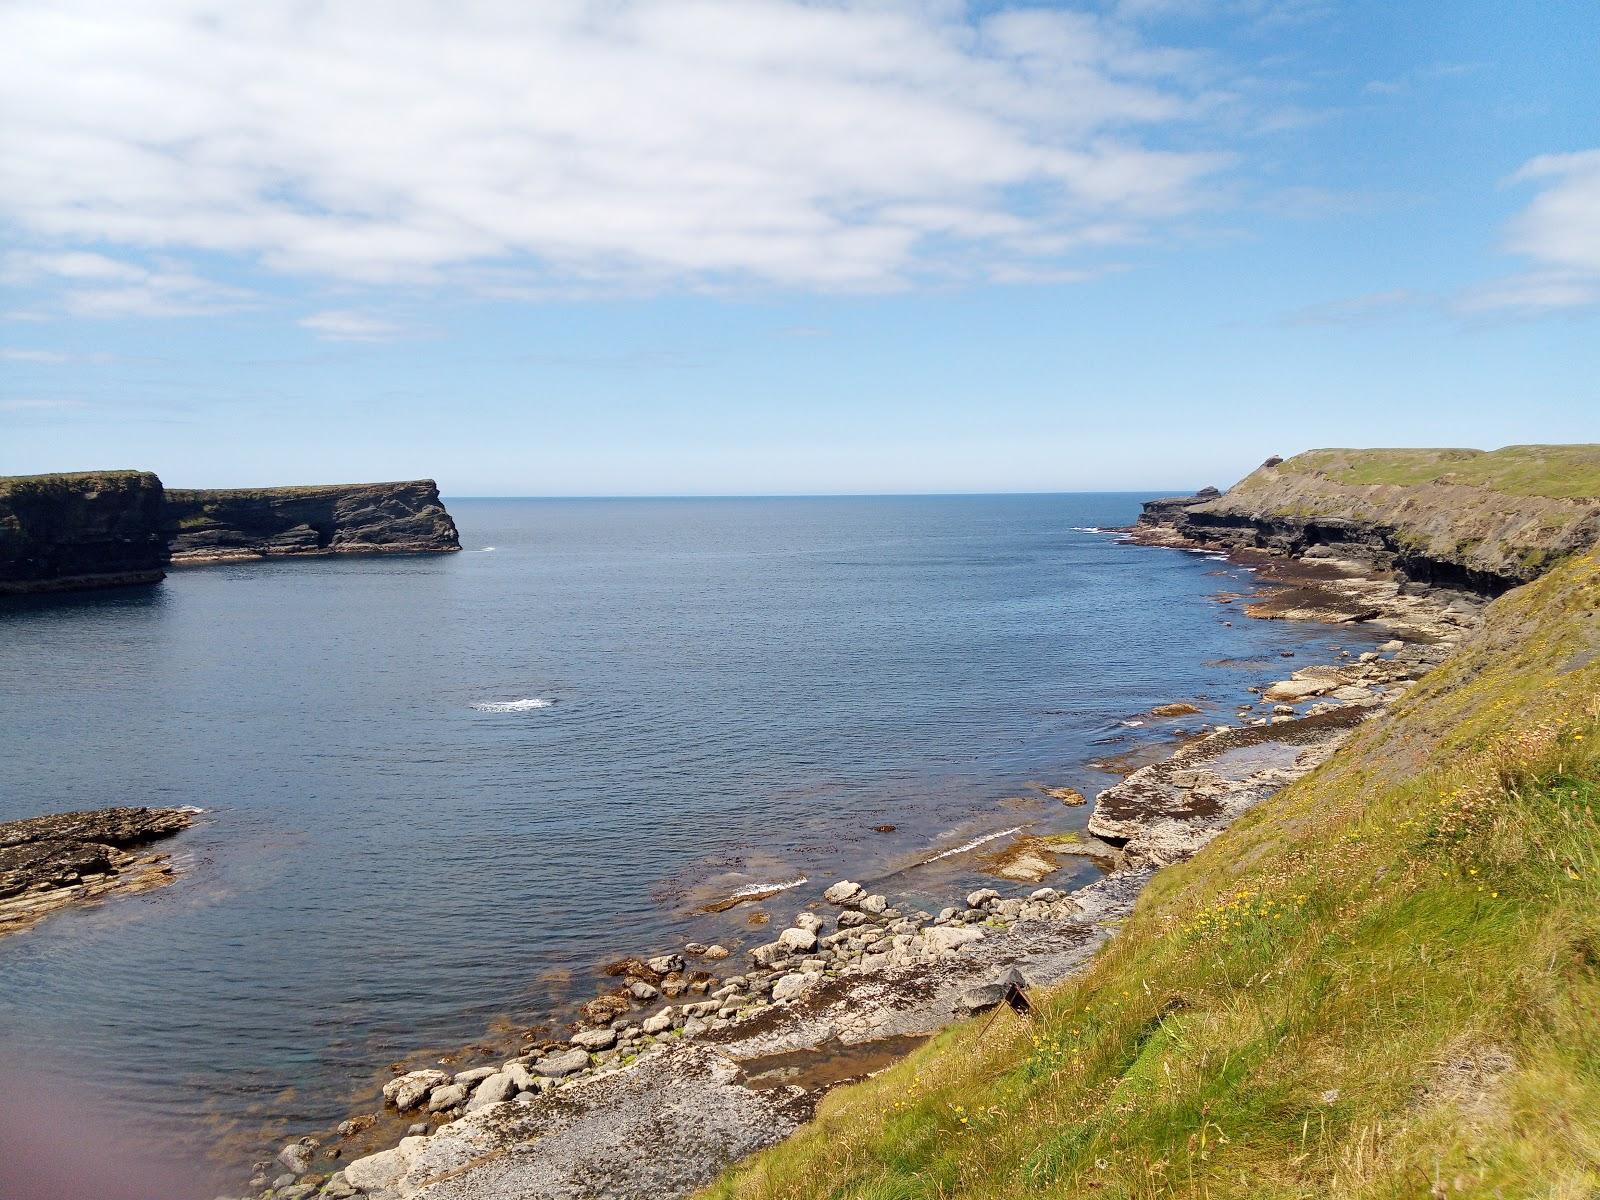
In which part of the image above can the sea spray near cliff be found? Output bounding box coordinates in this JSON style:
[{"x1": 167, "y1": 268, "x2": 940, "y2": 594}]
[{"x1": 0, "y1": 494, "x2": 1386, "y2": 1173}]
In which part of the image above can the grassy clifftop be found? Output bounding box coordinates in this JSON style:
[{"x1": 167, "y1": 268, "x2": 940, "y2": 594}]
[
  {"x1": 703, "y1": 550, "x2": 1600, "y2": 1199},
  {"x1": 1241, "y1": 445, "x2": 1600, "y2": 501}
]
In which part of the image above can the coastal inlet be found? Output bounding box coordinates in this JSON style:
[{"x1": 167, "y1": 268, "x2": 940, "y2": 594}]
[{"x1": 0, "y1": 493, "x2": 1390, "y2": 1185}]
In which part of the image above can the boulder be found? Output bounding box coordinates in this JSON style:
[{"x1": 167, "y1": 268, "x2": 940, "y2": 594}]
[
  {"x1": 342, "y1": 1136, "x2": 429, "y2": 1194},
  {"x1": 452, "y1": 1066, "x2": 498, "y2": 1088},
  {"x1": 534, "y1": 1048, "x2": 590, "y2": 1078},
  {"x1": 778, "y1": 926, "x2": 818, "y2": 953},
  {"x1": 571, "y1": 1027, "x2": 618, "y2": 1051},
  {"x1": 703, "y1": 944, "x2": 730, "y2": 960},
  {"x1": 965, "y1": 888, "x2": 1000, "y2": 909},
  {"x1": 275, "y1": 1143, "x2": 314, "y2": 1176},
  {"x1": 823, "y1": 880, "x2": 864, "y2": 904},
  {"x1": 382, "y1": 1069, "x2": 449, "y2": 1112},
  {"x1": 771, "y1": 973, "x2": 818, "y2": 1002},
  {"x1": 647, "y1": 954, "x2": 685, "y2": 974},
  {"x1": 465, "y1": 1070, "x2": 518, "y2": 1111},
  {"x1": 859, "y1": 894, "x2": 888, "y2": 914},
  {"x1": 642, "y1": 1008, "x2": 675, "y2": 1034},
  {"x1": 920, "y1": 925, "x2": 985, "y2": 955},
  {"x1": 426, "y1": 1083, "x2": 467, "y2": 1112}
]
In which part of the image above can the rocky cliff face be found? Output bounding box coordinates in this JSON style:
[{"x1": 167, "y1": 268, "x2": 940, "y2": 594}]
[
  {"x1": 164, "y1": 479, "x2": 461, "y2": 563},
  {"x1": 0, "y1": 471, "x2": 168, "y2": 594},
  {"x1": 1134, "y1": 446, "x2": 1600, "y2": 596}
]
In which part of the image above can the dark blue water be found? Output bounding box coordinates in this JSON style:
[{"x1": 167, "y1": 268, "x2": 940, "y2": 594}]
[{"x1": 0, "y1": 496, "x2": 1372, "y2": 1166}]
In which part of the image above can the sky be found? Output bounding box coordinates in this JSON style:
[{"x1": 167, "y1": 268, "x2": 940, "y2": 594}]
[{"x1": 0, "y1": 0, "x2": 1596, "y2": 496}]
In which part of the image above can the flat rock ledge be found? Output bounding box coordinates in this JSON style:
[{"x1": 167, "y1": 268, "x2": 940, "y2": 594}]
[{"x1": 0, "y1": 805, "x2": 196, "y2": 938}]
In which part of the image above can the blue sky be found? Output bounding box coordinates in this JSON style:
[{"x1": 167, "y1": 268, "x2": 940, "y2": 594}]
[{"x1": 1, "y1": 0, "x2": 1596, "y2": 495}]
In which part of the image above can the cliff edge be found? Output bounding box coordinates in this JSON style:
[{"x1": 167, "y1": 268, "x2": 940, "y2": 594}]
[
  {"x1": 1133, "y1": 444, "x2": 1600, "y2": 595},
  {"x1": 0, "y1": 471, "x2": 167, "y2": 595},
  {"x1": 164, "y1": 479, "x2": 461, "y2": 563}
]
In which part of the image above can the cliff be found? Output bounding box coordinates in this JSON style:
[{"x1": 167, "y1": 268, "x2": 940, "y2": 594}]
[
  {"x1": 164, "y1": 480, "x2": 461, "y2": 563},
  {"x1": 0, "y1": 470, "x2": 168, "y2": 594},
  {"x1": 1133, "y1": 444, "x2": 1600, "y2": 595}
]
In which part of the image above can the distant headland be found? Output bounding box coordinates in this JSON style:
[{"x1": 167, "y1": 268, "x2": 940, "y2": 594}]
[{"x1": 0, "y1": 471, "x2": 460, "y2": 595}]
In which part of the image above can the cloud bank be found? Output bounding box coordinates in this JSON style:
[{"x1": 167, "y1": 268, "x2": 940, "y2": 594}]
[
  {"x1": 0, "y1": 0, "x2": 1234, "y2": 309},
  {"x1": 1464, "y1": 149, "x2": 1600, "y2": 315}
]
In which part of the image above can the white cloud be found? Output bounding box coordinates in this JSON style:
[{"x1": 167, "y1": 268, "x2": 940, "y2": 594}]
[
  {"x1": 0, "y1": 348, "x2": 70, "y2": 364},
  {"x1": 2, "y1": 251, "x2": 254, "y2": 318},
  {"x1": 298, "y1": 311, "x2": 407, "y2": 343},
  {"x1": 1461, "y1": 149, "x2": 1600, "y2": 315},
  {"x1": 1287, "y1": 288, "x2": 1420, "y2": 326},
  {"x1": 0, "y1": 0, "x2": 1234, "y2": 298}
]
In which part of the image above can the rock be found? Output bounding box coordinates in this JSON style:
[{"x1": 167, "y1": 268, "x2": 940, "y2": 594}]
[
  {"x1": 1263, "y1": 679, "x2": 1331, "y2": 703},
  {"x1": 955, "y1": 983, "x2": 1005, "y2": 1014},
  {"x1": 276, "y1": 1143, "x2": 314, "y2": 1176},
  {"x1": 273, "y1": 1173, "x2": 297, "y2": 1189},
  {"x1": 749, "y1": 941, "x2": 789, "y2": 966},
  {"x1": 1379, "y1": 639, "x2": 1404, "y2": 652},
  {"x1": 452, "y1": 1066, "x2": 498, "y2": 1088},
  {"x1": 1029, "y1": 888, "x2": 1058, "y2": 901},
  {"x1": 771, "y1": 973, "x2": 818, "y2": 1002},
  {"x1": 837, "y1": 910, "x2": 871, "y2": 928},
  {"x1": 642, "y1": 1008, "x2": 675, "y2": 1034},
  {"x1": 382, "y1": 1069, "x2": 449, "y2": 1112},
  {"x1": 503, "y1": 1062, "x2": 537, "y2": 1092},
  {"x1": 407, "y1": 1121, "x2": 429, "y2": 1136},
  {"x1": 920, "y1": 925, "x2": 985, "y2": 955},
  {"x1": 823, "y1": 880, "x2": 864, "y2": 904},
  {"x1": 466, "y1": 1071, "x2": 518, "y2": 1111},
  {"x1": 777, "y1": 926, "x2": 818, "y2": 953},
  {"x1": 629, "y1": 980, "x2": 660, "y2": 1001},
  {"x1": 342, "y1": 1136, "x2": 429, "y2": 1194},
  {"x1": 859, "y1": 894, "x2": 888, "y2": 914},
  {"x1": 571, "y1": 1027, "x2": 618, "y2": 1051},
  {"x1": 534, "y1": 1048, "x2": 590, "y2": 1078},
  {"x1": 647, "y1": 954, "x2": 685, "y2": 974},
  {"x1": 703, "y1": 944, "x2": 730, "y2": 960},
  {"x1": 965, "y1": 888, "x2": 1000, "y2": 909},
  {"x1": 426, "y1": 1082, "x2": 467, "y2": 1112},
  {"x1": 683, "y1": 942, "x2": 709, "y2": 955},
  {"x1": 336, "y1": 1115, "x2": 375, "y2": 1139},
  {"x1": 794, "y1": 912, "x2": 824, "y2": 933},
  {"x1": 1151, "y1": 702, "x2": 1201, "y2": 717},
  {"x1": 682, "y1": 1017, "x2": 708, "y2": 1037}
]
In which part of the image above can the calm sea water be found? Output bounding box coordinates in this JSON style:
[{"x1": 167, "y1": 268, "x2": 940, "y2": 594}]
[{"x1": 0, "y1": 495, "x2": 1373, "y2": 1173}]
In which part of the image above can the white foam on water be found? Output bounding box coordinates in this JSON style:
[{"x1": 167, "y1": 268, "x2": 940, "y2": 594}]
[
  {"x1": 1121, "y1": 719, "x2": 1146, "y2": 727},
  {"x1": 471, "y1": 697, "x2": 555, "y2": 712},
  {"x1": 479, "y1": 546, "x2": 496, "y2": 552},
  {"x1": 176, "y1": 805, "x2": 205, "y2": 814},
  {"x1": 726, "y1": 876, "x2": 808, "y2": 899},
  {"x1": 921, "y1": 825, "x2": 1024, "y2": 865}
]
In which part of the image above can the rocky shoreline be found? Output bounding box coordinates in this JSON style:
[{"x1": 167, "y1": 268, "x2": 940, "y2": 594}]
[
  {"x1": 231, "y1": 532, "x2": 1478, "y2": 1200},
  {"x1": 0, "y1": 805, "x2": 198, "y2": 938}
]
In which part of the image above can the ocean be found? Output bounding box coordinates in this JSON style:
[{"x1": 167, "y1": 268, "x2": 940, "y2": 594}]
[{"x1": 0, "y1": 494, "x2": 1377, "y2": 1174}]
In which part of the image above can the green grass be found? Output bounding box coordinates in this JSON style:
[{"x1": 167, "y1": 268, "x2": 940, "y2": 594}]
[
  {"x1": 1255, "y1": 445, "x2": 1600, "y2": 500},
  {"x1": 0, "y1": 470, "x2": 157, "y2": 497},
  {"x1": 702, "y1": 552, "x2": 1600, "y2": 1200}
]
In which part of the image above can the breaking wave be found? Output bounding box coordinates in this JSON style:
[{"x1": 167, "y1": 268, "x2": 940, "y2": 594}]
[
  {"x1": 727, "y1": 876, "x2": 808, "y2": 899},
  {"x1": 471, "y1": 697, "x2": 555, "y2": 712},
  {"x1": 920, "y1": 825, "x2": 1023, "y2": 865}
]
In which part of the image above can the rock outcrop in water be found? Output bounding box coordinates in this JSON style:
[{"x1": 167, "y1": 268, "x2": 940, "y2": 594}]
[
  {"x1": 1132, "y1": 445, "x2": 1600, "y2": 596},
  {"x1": 0, "y1": 471, "x2": 168, "y2": 594},
  {"x1": 0, "y1": 805, "x2": 197, "y2": 937},
  {"x1": 0, "y1": 471, "x2": 461, "y2": 592},
  {"x1": 165, "y1": 480, "x2": 460, "y2": 563}
]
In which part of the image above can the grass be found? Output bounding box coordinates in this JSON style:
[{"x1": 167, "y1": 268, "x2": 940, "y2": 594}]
[
  {"x1": 1254, "y1": 445, "x2": 1600, "y2": 501},
  {"x1": 701, "y1": 551, "x2": 1600, "y2": 1200},
  {"x1": 0, "y1": 469, "x2": 158, "y2": 497}
]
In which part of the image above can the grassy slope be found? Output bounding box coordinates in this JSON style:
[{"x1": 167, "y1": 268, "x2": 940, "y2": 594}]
[
  {"x1": 1243, "y1": 446, "x2": 1600, "y2": 501},
  {"x1": 704, "y1": 551, "x2": 1600, "y2": 1200}
]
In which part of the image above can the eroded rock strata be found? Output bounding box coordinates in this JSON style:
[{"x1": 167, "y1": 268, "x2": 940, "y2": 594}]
[
  {"x1": 0, "y1": 470, "x2": 168, "y2": 594},
  {"x1": 0, "y1": 805, "x2": 197, "y2": 937},
  {"x1": 165, "y1": 480, "x2": 460, "y2": 563},
  {"x1": 1131, "y1": 445, "x2": 1600, "y2": 596}
]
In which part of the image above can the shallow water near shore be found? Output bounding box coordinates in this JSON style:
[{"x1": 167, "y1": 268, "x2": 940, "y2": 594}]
[{"x1": 0, "y1": 494, "x2": 1378, "y2": 1180}]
